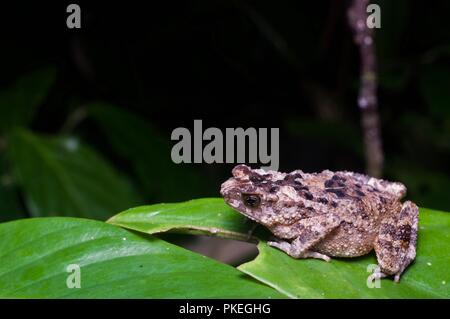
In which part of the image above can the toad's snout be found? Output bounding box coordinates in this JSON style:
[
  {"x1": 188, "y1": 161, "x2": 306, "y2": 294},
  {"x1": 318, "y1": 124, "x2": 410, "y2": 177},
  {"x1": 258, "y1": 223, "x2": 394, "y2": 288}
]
[{"x1": 220, "y1": 178, "x2": 235, "y2": 198}]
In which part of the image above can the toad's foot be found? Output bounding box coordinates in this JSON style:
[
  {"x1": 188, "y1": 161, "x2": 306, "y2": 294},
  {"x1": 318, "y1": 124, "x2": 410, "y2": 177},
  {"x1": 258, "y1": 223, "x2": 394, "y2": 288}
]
[
  {"x1": 367, "y1": 270, "x2": 388, "y2": 283},
  {"x1": 267, "y1": 239, "x2": 331, "y2": 262},
  {"x1": 368, "y1": 268, "x2": 403, "y2": 283}
]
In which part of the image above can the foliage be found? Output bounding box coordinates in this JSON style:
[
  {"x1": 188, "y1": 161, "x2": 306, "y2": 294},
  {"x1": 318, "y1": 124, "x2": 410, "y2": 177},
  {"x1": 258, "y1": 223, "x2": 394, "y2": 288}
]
[
  {"x1": 108, "y1": 199, "x2": 450, "y2": 298},
  {"x1": 8, "y1": 129, "x2": 140, "y2": 219},
  {"x1": 1, "y1": 199, "x2": 447, "y2": 298},
  {"x1": 0, "y1": 70, "x2": 217, "y2": 220},
  {"x1": 0, "y1": 1, "x2": 449, "y2": 299},
  {"x1": 0, "y1": 67, "x2": 56, "y2": 133},
  {"x1": 0, "y1": 217, "x2": 282, "y2": 298},
  {"x1": 88, "y1": 103, "x2": 212, "y2": 202}
]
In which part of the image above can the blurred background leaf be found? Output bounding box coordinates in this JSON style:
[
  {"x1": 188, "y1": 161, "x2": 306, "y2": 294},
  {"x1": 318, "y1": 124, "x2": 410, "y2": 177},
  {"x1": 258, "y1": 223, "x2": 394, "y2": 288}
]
[
  {"x1": 0, "y1": 67, "x2": 56, "y2": 133},
  {"x1": 87, "y1": 103, "x2": 214, "y2": 202},
  {"x1": 7, "y1": 129, "x2": 140, "y2": 219}
]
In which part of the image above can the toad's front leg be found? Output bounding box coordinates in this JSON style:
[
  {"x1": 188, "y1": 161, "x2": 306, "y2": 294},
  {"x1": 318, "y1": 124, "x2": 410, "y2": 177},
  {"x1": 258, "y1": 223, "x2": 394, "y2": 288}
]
[
  {"x1": 267, "y1": 214, "x2": 341, "y2": 261},
  {"x1": 372, "y1": 201, "x2": 419, "y2": 282}
]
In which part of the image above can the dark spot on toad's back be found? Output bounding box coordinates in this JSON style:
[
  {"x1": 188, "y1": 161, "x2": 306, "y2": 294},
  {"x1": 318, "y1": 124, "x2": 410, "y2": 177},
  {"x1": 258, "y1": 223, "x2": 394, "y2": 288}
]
[
  {"x1": 294, "y1": 185, "x2": 309, "y2": 192},
  {"x1": 326, "y1": 188, "x2": 347, "y2": 198},
  {"x1": 250, "y1": 174, "x2": 264, "y2": 183},
  {"x1": 331, "y1": 201, "x2": 338, "y2": 208},
  {"x1": 318, "y1": 197, "x2": 328, "y2": 204},
  {"x1": 332, "y1": 175, "x2": 346, "y2": 182},
  {"x1": 356, "y1": 209, "x2": 369, "y2": 219},
  {"x1": 303, "y1": 191, "x2": 314, "y2": 200},
  {"x1": 355, "y1": 189, "x2": 365, "y2": 197},
  {"x1": 324, "y1": 179, "x2": 335, "y2": 188},
  {"x1": 269, "y1": 186, "x2": 279, "y2": 193},
  {"x1": 282, "y1": 174, "x2": 302, "y2": 186},
  {"x1": 325, "y1": 178, "x2": 345, "y2": 188}
]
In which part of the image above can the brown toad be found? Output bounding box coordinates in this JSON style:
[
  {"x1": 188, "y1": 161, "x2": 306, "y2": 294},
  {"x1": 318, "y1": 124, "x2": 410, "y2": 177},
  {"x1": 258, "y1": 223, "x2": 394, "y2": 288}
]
[{"x1": 220, "y1": 165, "x2": 419, "y2": 282}]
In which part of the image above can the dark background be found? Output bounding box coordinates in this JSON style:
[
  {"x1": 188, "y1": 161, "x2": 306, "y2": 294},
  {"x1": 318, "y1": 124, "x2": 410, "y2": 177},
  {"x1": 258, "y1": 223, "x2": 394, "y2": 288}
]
[{"x1": 0, "y1": 0, "x2": 449, "y2": 230}]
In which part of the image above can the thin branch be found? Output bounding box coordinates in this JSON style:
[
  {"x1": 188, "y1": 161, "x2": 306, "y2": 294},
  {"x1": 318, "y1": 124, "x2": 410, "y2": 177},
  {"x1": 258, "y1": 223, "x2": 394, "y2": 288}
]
[
  {"x1": 60, "y1": 107, "x2": 87, "y2": 134},
  {"x1": 348, "y1": 0, "x2": 384, "y2": 177}
]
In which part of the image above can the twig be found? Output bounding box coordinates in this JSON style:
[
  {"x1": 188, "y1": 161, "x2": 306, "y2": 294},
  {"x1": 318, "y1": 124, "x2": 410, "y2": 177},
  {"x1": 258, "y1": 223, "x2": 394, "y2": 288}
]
[
  {"x1": 347, "y1": 0, "x2": 384, "y2": 177},
  {"x1": 60, "y1": 107, "x2": 87, "y2": 134}
]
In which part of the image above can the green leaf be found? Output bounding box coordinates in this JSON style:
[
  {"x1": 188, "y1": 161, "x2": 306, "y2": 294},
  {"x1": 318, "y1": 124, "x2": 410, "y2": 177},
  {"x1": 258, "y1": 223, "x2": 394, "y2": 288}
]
[
  {"x1": 109, "y1": 199, "x2": 450, "y2": 298},
  {"x1": 238, "y1": 208, "x2": 450, "y2": 298},
  {"x1": 0, "y1": 217, "x2": 283, "y2": 298},
  {"x1": 87, "y1": 103, "x2": 214, "y2": 202},
  {"x1": 7, "y1": 129, "x2": 140, "y2": 219},
  {"x1": 0, "y1": 67, "x2": 56, "y2": 133},
  {"x1": 108, "y1": 198, "x2": 256, "y2": 242}
]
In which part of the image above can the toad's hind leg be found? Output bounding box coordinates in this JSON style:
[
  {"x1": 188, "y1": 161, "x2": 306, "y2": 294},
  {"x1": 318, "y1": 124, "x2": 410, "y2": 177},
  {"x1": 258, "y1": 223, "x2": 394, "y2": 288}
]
[
  {"x1": 373, "y1": 201, "x2": 419, "y2": 282},
  {"x1": 268, "y1": 214, "x2": 341, "y2": 262}
]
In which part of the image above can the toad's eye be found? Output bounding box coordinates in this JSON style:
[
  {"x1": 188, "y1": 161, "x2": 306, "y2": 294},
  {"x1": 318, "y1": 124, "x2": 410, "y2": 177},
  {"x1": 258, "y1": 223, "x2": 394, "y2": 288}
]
[{"x1": 242, "y1": 194, "x2": 261, "y2": 208}]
